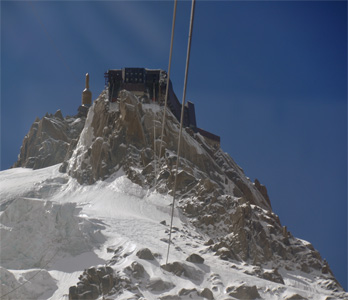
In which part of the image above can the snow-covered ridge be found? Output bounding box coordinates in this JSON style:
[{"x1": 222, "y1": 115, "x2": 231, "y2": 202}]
[
  {"x1": 0, "y1": 165, "x2": 345, "y2": 300},
  {"x1": 1, "y1": 89, "x2": 346, "y2": 299}
]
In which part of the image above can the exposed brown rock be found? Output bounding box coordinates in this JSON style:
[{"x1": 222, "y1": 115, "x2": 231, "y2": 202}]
[
  {"x1": 136, "y1": 248, "x2": 155, "y2": 261},
  {"x1": 21, "y1": 89, "x2": 344, "y2": 297},
  {"x1": 226, "y1": 284, "x2": 261, "y2": 300},
  {"x1": 146, "y1": 278, "x2": 174, "y2": 292},
  {"x1": 254, "y1": 178, "x2": 271, "y2": 209},
  {"x1": 200, "y1": 287, "x2": 214, "y2": 300},
  {"x1": 69, "y1": 266, "x2": 115, "y2": 300},
  {"x1": 261, "y1": 268, "x2": 284, "y2": 284},
  {"x1": 284, "y1": 294, "x2": 308, "y2": 300},
  {"x1": 161, "y1": 261, "x2": 204, "y2": 281},
  {"x1": 186, "y1": 253, "x2": 204, "y2": 264}
]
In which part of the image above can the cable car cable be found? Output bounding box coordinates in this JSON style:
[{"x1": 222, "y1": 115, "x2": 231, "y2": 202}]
[
  {"x1": 166, "y1": 0, "x2": 196, "y2": 265},
  {"x1": 158, "y1": 0, "x2": 178, "y2": 162}
]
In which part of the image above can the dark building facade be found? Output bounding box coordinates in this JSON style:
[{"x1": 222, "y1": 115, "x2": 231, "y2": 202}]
[{"x1": 104, "y1": 68, "x2": 220, "y2": 146}]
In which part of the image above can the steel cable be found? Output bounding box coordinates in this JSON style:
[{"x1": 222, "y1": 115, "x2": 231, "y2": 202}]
[{"x1": 166, "y1": 0, "x2": 196, "y2": 265}]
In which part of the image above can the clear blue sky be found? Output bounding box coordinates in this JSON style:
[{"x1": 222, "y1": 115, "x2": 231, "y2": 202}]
[{"x1": 1, "y1": 0, "x2": 347, "y2": 291}]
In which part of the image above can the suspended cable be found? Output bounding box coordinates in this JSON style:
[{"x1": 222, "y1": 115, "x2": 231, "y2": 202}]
[
  {"x1": 166, "y1": 0, "x2": 196, "y2": 265},
  {"x1": 154, "y1": 117, "x2": 157, "y2": 186},
  {"x1": 158, "y1": 0, "x2": 178, "y2": 160},
  {"x1": 0, "y1": 248, "x2": 59, "y2": 298},
  {"x1": 154, "y1": 0, "x2": 178, "y2": 190}
]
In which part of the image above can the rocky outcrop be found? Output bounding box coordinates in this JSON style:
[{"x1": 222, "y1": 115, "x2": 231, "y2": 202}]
[
  {"x1": 15, "y1": 88, "x2": 345, "y2": 298},
  {"x1": 186, "y1": 253, "x2": 204, "y2": 264},
  {"x1": 136, "y1": 248, "x2": 155, "y2": 260},
  {"x1": 284, "y1": 294, "x2": 308, "y2": 300},
  {"x1": 63, "y1": 90, "x2": 271, "y2": 210},
  {"x1": 13, "y1": 110, "x2": 85, "y2": 169},
  {"x1": 226, "y1": 284, "x2": 261, "y2": 300},
  {"x1": 161, "y1": 261, "x2": 204, "y2": 282},
  {"x1": 69, "y1": 266, "x2": 116, "y2": 300},
  {"x1": 59, "y1": 90, "x2": 341, "y2": 292},
  {"x1": 146, "y1": 278, "x2": 175, "y2": 293},
  {"x1": 244, "y1": 266, "x2": 284, "y2": 284}
]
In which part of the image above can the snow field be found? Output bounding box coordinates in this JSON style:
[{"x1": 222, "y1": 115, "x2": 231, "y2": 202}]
[{"x1": 0, "y1": 165, "x2": 343, "y2": 300}]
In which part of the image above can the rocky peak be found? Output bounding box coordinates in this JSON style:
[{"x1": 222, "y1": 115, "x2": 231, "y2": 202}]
[
  {"x1": 13, "y1": 110, "x2": 85, "y2": 169},
  {"x1": 62, "y1": 90, "x2": 270, "y2": 210},
  {"x1": 12, "y1": 88, "x2": 344, "y2": 297}
]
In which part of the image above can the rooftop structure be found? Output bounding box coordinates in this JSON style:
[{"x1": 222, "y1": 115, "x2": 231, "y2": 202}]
[{"x1": 105, "y1": 68, "x2": 220, "y2": 146}]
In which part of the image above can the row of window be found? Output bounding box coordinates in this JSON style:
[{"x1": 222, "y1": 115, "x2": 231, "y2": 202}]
[
  {"x1": 126, "y1": 72, "x2": 144, "y2": 77},
  {"x1": 125, "y1": 77, "x2": 143, "y2": 83}
]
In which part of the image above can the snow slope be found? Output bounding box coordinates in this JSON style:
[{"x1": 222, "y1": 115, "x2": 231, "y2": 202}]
[{"x1": 0, "y1": 165, "x2": 345, "y2": 300}]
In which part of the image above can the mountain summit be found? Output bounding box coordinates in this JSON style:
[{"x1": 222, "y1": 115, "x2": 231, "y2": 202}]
[{"x1": 1, "y1": 81, "x2": 347, "y2": 299}]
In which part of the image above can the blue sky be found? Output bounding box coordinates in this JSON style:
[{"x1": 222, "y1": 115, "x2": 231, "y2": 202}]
[{"x1": 1, "y1": 0, "x2": 347, "y2": 290}]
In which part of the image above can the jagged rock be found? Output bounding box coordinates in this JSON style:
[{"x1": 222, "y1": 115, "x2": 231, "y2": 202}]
[
  {"x1": 301, "y1": 263, "x2": 310, "y2": 273},
  {"x1": 161, "y1": 261, "x2": 204, "y2": 281},
  {"x1": 159, "y1": 295, "x2": 181, "y2": 300},
  {"x1": 54, "y1": 109, "x2": 64, "y2": 120},
  {"x1": 136, "y1": 248, "x2": 155, "y2": 260},
  {"x1": 101, "y1": 274, "x2": 114, "y2": 294},
  {"x1": 200, "y1": 288, "x2": 214, "y2": 299},
  {"x1": 69, "y1": 266, "x2": 115, "y2": 300},
  {"x1": 125, "y1": 261, "x2": 147, "y2": 279},
  {"x1": 322, "y1": 260, "x2": 333, "y2": 275},
  {"x1": 15, "y1": 88, "x2": 346, "y2": 299},
  {"x1": 184, "y1": 202, "x2": 199, "y2": 216},
  {"x1": 215, "y1": 247, "x2": 237, "y2": 261},
  {"x1": 13, "y1": 111, "x2": 85, "y2": 169},
  {"x1": 161, "y1": 262, "x2": 186, "y2": 277},
  {"x1": 173, "y1": 170, "x2": 197, "y2": 194},
  {"x1": 261, "y1": 268, "x2": 284, "y2": 284},
  {"x1": 65, "y1": 90, "x2": 272, "y2": 211},
  {"x1": 226, "y1": 284, "x2": 261, "y2": 300},
  {"x1": 118, "y1": 90, "x2": 146, "y2": 148},
  {"x1": 186, "y1": 253, "x2": 204, "y2": 264},
  {"x1": 146, "y1": 278, "x2": 174, "y2": 292},
  {"x1": 245, "y1": 266, "x2": 284, "y2": 285},
  {"x1": 204, "y1": 239, "x2": 214, "y2": 246},
  {"x1": 63, "y1": 91, "x2": 326, "y2": 270},
  {"x1": 254, "y1": 178, "x2": 271, "y2": 209},
  {"x1": 284, "y1": 294, "x2": 308, "y2": 300},
  {"x1": 178, "y1": 288, "x2": 199, "y2": 297}
]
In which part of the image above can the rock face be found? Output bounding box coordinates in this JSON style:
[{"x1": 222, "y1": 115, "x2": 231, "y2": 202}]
[
  {"x1": 69, "y1": 266, "x2": 115, "y2": 300},
  {"x1": 136, "y1": 248, "x2": 155, "y2": 260},
  {"x1": 60, "y1": 90, "x2": 340, "y2": 290},
  {"x1": 13, "y1": 110, "x2": 85, "y2": 169},
  {"x1": 186, "y1": 253, "x2": 204, "y2": 264},
  {"x1": 14, "y1": 88, "x2": 345, "y2": 299},
  {"x1": 226, "y1": 284, "x2": 261, "y2": 300},
  {"x1": 64, "y1": 90, "x2": 271, "y2": 209}
]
